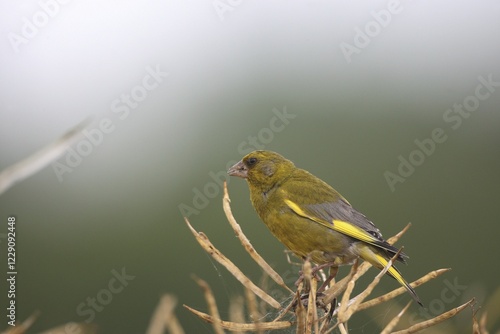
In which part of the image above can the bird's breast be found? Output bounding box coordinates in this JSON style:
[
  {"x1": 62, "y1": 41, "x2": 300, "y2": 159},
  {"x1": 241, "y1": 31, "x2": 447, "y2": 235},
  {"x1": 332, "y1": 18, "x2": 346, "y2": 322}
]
[{"x1": 259, "y1": 205, "x2": 357, "y2": 265}]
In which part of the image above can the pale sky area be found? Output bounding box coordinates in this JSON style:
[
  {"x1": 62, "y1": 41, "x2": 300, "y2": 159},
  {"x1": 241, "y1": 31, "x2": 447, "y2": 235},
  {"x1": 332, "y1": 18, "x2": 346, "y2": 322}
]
[{"x1": 1, "y1": 0, "x2": 499, "y2": 167}]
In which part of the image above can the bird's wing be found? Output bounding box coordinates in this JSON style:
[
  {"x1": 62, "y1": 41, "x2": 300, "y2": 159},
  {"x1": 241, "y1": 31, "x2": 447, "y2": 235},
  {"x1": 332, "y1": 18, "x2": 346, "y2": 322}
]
[
  {"x1": 285, "y1": 199, "x2": 407, "y2": 262},
  {"x1": 276, "y1": 168, "x2": 406, "y2": 260}
]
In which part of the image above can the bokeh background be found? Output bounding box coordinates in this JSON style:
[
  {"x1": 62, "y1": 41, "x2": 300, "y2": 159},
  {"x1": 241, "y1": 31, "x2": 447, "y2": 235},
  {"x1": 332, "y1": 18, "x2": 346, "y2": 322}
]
[{"x1": 1, "y1": 1, "x2": 499, "y2": 333}]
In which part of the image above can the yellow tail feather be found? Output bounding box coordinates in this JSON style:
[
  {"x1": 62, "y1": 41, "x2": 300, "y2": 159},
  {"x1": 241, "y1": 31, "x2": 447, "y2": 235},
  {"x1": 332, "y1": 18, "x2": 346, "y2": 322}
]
[{"x1": 357, "y1": 244, "x2": 422, "y2": 306}]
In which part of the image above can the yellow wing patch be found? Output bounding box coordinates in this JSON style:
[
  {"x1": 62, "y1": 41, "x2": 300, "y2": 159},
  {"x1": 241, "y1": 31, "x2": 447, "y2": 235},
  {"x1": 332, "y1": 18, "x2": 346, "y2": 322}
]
[
  {"x1": 284, "y1": 199, "x2": 312, "y2": 219},
  {"x1": 285, "y1": 199, "x2": 422, "y2": 305},
  {"x1": 284, "y1": 199, "x2": 379, "y2": 244},
  {"x1": 373, "y1": 252, "x2": 406, "y2": 287},
  {"x1": 331, "y1": 220, "x2": 378, "y2": 244}
]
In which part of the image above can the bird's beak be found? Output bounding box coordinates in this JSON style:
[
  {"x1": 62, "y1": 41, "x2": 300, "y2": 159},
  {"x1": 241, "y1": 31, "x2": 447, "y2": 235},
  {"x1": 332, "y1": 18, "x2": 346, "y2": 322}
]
[{"x1": 227, "y1": 160, "x2": 248, "y2": 178}]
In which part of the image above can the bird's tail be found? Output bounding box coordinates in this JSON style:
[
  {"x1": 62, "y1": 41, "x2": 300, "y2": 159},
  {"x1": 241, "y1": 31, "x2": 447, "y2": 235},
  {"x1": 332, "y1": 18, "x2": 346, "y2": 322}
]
[{"x1": 357, "y1": 244, "x2": 423, "y2": 307}]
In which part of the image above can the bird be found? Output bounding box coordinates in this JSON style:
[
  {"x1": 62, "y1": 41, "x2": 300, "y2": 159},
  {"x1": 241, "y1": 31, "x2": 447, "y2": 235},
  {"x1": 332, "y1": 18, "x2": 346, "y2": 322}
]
[{"x1": 227, "y1": 150, "x2": 422, "y2": 306}]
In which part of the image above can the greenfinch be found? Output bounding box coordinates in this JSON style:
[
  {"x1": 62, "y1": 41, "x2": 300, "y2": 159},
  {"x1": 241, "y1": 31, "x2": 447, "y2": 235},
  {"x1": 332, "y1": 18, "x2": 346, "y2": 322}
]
[{"x1": 228, "y1": 150, "x2": 422, "y2": 306}]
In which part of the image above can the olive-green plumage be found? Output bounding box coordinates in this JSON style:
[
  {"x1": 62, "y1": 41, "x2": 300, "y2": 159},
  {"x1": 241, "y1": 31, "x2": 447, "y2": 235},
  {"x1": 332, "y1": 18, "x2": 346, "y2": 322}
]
[{"x1": 228, "y1": 150, "x2": 422, "y2": 306}]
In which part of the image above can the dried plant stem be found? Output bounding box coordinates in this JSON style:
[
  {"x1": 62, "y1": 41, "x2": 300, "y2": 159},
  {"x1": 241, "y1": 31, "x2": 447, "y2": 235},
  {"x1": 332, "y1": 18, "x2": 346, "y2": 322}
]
[
  {"x1": 0, "y1": 117, "x2": 91, "y2": 195},
  {"x1": 380, "y1": 301, "x2": 412, "y2": 334},
  {"x1": 338, "y1": 323, "x2": 348, "y2": 334},
  {"x1": 295, "y1": 286, "x2": 307, "y2": 334},
  {"x1": 303, "y1": 260, "x2": 319, "y2": 334},
  {"x1": 228, "y1": 296, "x2": 247, "y2": 334},
  {"x1": 223, "y1": 182, "x2": 294, "y2": 294},
  {"x1": 146, "y1": 295, "x2": 185, "y2": 334},
  {"x1": 245, "y1": 287, "x2": 263, "y2": 334},
  {"x1": 321, "y1": 260, "x2": 359, "y2": 305},
  {"x1": 338, "y1": 252, "x2": 396, "y2": 324},
  {"x1": 185, "y1": 217, "x2": 281, "y2": 309},
  {"x1": 3, "y1": 311, "x2": 40, "y2": 334},
  {"x1": 357, "y1": 268, "x2": 451, "y2": 311},
  {"x1": 392, "y1": 298, "x2": 475, "y2": 334},
  {"x1": 387, "y1": 223, "x2": 412, "y2": 245},
  {"x1": 183, "y1": 305, "x2": 293, "y2": 331},
  {"x1": 192, "y1": 276, "x2": 225, "y2": 334},
  {"x1": 474, "y1": 309, "x2": 489, "y2": 334}
]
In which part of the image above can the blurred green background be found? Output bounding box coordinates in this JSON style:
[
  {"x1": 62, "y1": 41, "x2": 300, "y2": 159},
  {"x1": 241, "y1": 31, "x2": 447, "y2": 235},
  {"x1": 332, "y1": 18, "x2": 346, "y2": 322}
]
[{"x1": 1, "y1": 1, "x2": 499, "y2": 333}]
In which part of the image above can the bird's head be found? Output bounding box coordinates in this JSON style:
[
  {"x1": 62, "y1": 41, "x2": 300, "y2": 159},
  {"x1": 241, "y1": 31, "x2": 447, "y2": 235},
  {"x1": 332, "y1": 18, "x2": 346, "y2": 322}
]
[{"x1": 228, "y1": 150, "x2": 295, "y2": 191}]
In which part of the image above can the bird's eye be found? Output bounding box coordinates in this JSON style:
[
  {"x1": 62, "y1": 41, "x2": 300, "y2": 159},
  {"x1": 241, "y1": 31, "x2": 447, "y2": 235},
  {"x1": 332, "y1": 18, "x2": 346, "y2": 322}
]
[{"x1": 247, "y1": 157, "x2": 258, "y2": 166}]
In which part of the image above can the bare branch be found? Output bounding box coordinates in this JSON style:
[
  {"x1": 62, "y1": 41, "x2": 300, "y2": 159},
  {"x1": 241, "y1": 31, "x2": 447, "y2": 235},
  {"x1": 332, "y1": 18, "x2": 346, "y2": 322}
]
[
  {"x1": 392, "y1": 299, "x2": 475, "y2": 334},
  {"x1": 380, "y1": 301, "x2": 412, "y2": 334},
  {"x1": 0, "y1": 118, "x2": 91, "y2": 195},
  {"x1": 192, "y1": 276, "x2": 225, "y2": 334},
  {"x1": 184, "y1": 217, "x2": 281, "y2": 309},
  {"x1": 183, "y1": 305, "x2": 293, "y2": 331},
  {"x1": 357, "y1": 268, "x2": 451, "y2": 311},
  {"x1": 146, "y1": 295, "x2": 185, "y2": 334},
  {"x1": 223, "y1": 182, "x2": 293, "y2": 294}
]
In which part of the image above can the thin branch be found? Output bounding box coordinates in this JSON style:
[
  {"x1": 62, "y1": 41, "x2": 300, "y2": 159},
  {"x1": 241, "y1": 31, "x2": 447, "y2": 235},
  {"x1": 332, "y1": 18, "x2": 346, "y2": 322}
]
[
  {"x1": 3, "y1": 311, "x2": 40, "y2": 334},
  {"x1": 223, "y1": 181, "x2": 293, "y2": 294},
  {"x1": 192, "y1": 276, "x2": 225, "y2": 334},
  {"x1": 380, "y1": 301, "x2": 412, "y2": 334},
  {"x1": 357, "y1": 268, "x2": 451, "y2": 311},
  {"x1": 294, "y1": 287, "x2": 307, "y2": 334},
  {"x1": 387, "y1": 223, "x2": 412, "y2": 245},
  {"x1": 337, "y1": 250, "x2": 398, "y2": 324},
  {"x1": 303, "y1": 260, "x2": 319, "y2": 334},
  {"x1": 146, "y1": 295, "x2": 185, "y2": 334},
  {"x1": 392, "y1": 299, "x2": 475, "y2": 334},
  {"x1": 183, "y1": 305, "x2": 293, "y2": 331},
  {"x1": 184, "y1": 217, "x2": 281, "y2": 309},
  {"x1": 245, "y1": 287, "x2": 263, "y2": 334},
  {"x1": 228, "y1": 296, "x2": 247, "y2": 334},
  {"x1": 0, "y1": 117, "x2": 91, "y2": 195},
  {"x1": 321, "y1": 259, "x2": 359, "y2": 305}
]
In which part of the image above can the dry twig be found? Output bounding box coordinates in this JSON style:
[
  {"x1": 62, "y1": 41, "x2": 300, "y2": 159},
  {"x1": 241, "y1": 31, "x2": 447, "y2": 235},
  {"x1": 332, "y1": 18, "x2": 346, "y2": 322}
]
[
  {"x1": 185, "y1": 217, "x2": 281, "y2": 309},
  {"x1": 357, "y1": 268, "x2": 451, "y2": 311},
  {"x1": 183, "y1": 306, "x2": 292, "y2": 331},
  {"x1": 0, "y1": 118, "x2": 91, "y2": 195},
  {"x1": 192, "y1": 276, "x2": 225, "y2": 334},
  {"x1": 380, "y1": 301, "x2": 412, "y2": 334},
  {"x1": 146, "y1": 294, "x2": 185, "y2": 334},
  {"x1": 392, "y1": 298, "x2": 475, "y2": 334},
  {"x1": 223, "y1": 182, "x2": 293, "y2": 294}
]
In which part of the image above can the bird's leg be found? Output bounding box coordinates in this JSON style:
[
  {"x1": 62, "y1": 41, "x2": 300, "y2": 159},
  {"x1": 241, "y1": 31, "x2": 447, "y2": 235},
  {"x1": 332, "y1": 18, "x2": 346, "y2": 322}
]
[
  {"x1": 326, "y1": 298, "x2": 337, "y2": 323},
  {"x1": 317, "y1": 266, "x2": 338, "y2": 293}
]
